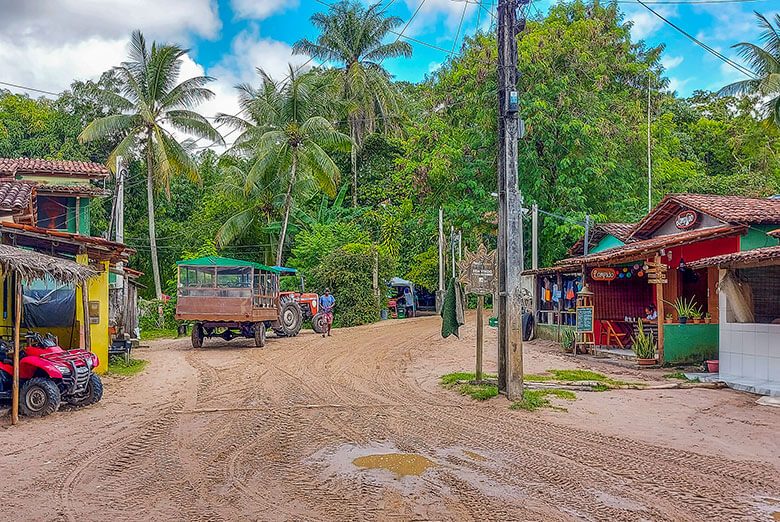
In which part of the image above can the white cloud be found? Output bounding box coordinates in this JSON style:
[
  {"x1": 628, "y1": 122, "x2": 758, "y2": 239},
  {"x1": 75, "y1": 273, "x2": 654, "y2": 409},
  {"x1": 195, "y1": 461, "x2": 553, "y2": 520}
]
[
  {"x1": 665, "y1": 77, "x2": 691, "y2": 94},
  {"x1": 624, "y1": 5, "x2": 676, "y2": 40},
  {"x1": 231, "y1": 0, "x2": 299, "y2": 20},
  {"x1": 428, "y1": 61, "x2": 442, "y2": 73},
  {"x1": 662, "y1": 55, "x2": 684, "y2": 70}
]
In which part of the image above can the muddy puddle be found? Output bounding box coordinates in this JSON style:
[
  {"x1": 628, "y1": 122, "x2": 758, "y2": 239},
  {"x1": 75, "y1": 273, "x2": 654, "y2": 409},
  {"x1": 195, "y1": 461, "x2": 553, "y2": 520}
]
[{"x1": 352, "y1": 453, "x2": 436, "y2": 476}]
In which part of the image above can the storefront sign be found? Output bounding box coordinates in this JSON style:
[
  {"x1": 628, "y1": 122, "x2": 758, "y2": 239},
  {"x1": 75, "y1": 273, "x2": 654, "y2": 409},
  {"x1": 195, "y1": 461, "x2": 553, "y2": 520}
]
[
  {"x1": 675, "y1": 210, "x2": 699, "y2": 230},
  {"x1": 457, "y1": 243, "x2": 496, "y2": 295},
  {"x1": 591, "y1": 268, "x2": 617, "y2": 281}
]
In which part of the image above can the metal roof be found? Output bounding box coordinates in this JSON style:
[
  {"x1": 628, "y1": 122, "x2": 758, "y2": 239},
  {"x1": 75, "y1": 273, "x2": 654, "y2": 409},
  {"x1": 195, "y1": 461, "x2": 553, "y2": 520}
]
[{"x1": 176, "y1": 256, "x2": 279, "y2": 273}]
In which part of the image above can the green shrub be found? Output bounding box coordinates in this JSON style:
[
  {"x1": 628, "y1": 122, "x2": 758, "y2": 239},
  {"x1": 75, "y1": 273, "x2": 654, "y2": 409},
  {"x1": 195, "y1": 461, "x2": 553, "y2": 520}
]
[{"x1": 139, "y1": 297, "x2": 178, "y2": 330}]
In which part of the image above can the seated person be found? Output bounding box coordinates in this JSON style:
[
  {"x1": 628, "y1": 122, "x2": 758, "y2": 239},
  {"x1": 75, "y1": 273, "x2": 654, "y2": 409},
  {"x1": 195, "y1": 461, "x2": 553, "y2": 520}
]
[{"x1": 645, "y1": 304, "x2": 658, "y2": 321}]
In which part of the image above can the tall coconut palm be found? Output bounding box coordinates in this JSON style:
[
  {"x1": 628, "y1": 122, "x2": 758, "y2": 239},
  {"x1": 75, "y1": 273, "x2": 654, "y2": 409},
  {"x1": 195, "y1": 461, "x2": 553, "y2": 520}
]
[
  {"x1": 217, "y1": 65, "x2": 351, "y2": 266},
  {"x1": 293, "y1": 0, "x2": 412, "y2": 206},
  {"x1": 79, "y1": 30, "x2": 223, "y2": 298},
  {"x1": 719, "y1": 12, "x2": 780, "y2": 126}
]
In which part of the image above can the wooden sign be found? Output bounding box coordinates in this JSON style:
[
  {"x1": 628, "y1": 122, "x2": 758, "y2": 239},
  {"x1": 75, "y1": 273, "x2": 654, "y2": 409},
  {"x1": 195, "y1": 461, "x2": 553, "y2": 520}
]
[
  {"x1": 576, "y1": 306, "x2": 594, "y2": 333},
  {"x1": 675, "y1": 210, "x2": 699, "y2": 230},
  {"x1": 591, "y1": 267, "x2": 617, "y2": 281},
  {"x1": 457, "y1": 243, "x2": 496, "y2": 296}
]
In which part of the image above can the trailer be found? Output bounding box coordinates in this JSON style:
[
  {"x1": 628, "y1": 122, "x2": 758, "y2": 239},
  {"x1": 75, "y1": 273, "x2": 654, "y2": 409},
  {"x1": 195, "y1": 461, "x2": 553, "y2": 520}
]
[{"x1": 175, "y1": 257, "x2": 303, "y2": 348}]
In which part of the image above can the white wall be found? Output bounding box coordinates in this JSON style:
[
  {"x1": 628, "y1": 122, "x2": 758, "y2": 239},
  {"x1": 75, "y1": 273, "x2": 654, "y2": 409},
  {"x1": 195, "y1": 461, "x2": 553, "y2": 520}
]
[{"x1": 718, "y1": 287, "x2": 780, "y2": 390}]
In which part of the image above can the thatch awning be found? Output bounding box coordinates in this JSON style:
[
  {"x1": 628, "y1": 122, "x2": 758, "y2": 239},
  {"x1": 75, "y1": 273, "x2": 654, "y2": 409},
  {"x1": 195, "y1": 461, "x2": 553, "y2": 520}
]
[{"x1": 0, "y1": 244, "x2": 97, "y2": 283}]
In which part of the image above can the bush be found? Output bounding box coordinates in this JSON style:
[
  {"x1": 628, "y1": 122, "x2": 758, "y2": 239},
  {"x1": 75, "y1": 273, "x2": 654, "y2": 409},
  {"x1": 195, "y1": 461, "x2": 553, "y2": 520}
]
[{"x1": 139, "y1": 298, "x2": 178, "y2": 331}]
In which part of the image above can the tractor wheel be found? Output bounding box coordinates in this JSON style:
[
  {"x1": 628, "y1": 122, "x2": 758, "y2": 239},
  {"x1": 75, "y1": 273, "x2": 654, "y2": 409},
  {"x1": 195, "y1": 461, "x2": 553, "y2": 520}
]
[
  {"x1": 191, "y1": 323, "x2": 204, "y2": 348},
  {"x1": 277, "y1": 297, "x2": 303, "y2": 337},
  {"x1": 312, "y1": 312, "x2": 326, "y2": 334},
  {"x1": 254, "y1": 322, "x2": 266, "y2": 347},
  {"x1": 69, "y1": 373, "x2": 104, "y2": 407},
  {"x1": 20, "y1": 377, "x2": 61, "y2": 417}
]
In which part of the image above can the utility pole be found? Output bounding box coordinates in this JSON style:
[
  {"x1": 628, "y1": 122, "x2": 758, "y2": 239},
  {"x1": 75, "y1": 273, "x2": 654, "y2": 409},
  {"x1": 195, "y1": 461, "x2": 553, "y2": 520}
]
[
  {"x1": 451, "y1": 225, "x2": 456, "y2": 279},
  {"x1": 116, "y1": 156, "x2": 126, "y2": 273},
  {"x1": 584, "y1": 213, "x2": 590, "y2": 256},
  {"x1": 532, "y1": 203, "x2": 538, "y2": 270},
  {"x1": 497, "y1": 0, "x2": 527, "y2": 400},
  {"x1": 647, "y1": 71, "x2": 652, "y2": 213},
  {"x1": 436, "y1": 207, "x2": 445, "y2": 313}
]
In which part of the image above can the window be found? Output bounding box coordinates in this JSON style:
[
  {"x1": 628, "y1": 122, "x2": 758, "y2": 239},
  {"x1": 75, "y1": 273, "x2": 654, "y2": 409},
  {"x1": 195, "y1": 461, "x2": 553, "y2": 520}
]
[{"x1": 36, "y1": 196, "x2": 69, "y2": 230}]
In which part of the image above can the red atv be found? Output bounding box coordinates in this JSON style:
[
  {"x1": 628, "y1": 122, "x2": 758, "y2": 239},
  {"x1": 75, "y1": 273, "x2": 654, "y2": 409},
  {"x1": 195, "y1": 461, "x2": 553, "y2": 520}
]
[
  {"x1": 0, "y1": 332, "x2": 103, "y2": 417},
  {"x1": 277, "y1": 268, "x2": 327, "y2": 335}
]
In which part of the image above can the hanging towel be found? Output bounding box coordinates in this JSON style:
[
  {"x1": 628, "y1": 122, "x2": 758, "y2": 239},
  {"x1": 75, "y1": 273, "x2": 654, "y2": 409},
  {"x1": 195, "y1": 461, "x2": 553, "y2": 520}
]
[
  {"x1": 552, "y1": 283, "x2": 560, "y2": 304},
  {"x1": 441, "y1": 277, "x2": 466, "y2": 338},
  {"x1": 565, "y1": 281, "x2": 575, "y2": 300}
]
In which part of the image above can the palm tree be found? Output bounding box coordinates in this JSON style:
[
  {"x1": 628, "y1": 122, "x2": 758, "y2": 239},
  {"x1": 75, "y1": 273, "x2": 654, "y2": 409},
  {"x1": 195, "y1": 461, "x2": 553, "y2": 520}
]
[
  {"x1": 293, "y1": 0, "x2": 412, "y2": 206},
  {"x1": 719, "y1": 12, "x2": 780, "y2": 126},
  {"x1": 79, "y1": 30, "x2": 222, "y2": 298},
  {"x1": 217, "y1": 66, "x2": 351, "y2": 266}
]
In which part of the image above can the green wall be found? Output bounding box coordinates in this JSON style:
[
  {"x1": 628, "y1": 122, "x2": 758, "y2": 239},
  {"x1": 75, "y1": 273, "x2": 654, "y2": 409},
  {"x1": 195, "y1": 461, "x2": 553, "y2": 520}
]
[
  {"x1": 663, "y1": 324, "x2": 718, "y2": 363},
  {"x1": 740, "y1": 224, "x2": 779, "y2": 252},
  {"x1": 591, "y1": 234, "x2": 624, "y2": 254}
]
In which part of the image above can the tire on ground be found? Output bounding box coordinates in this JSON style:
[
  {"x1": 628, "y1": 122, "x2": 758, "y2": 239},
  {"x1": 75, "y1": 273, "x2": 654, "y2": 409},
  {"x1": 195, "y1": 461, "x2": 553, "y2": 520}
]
[
  {"x1": 20, "y1": 377, "x2": 61, "y2": 417},
  {"x1": 254, "y1": 322, "x2": 266, "y2": 347},
  {"x1": 277, "y1": 297, "x2": 303, "y2": 337},
  {"x1": 69, "y1": 373, "x2": 104, "y2": 407},
  {"x1": 312, "y1": 312, "x2": 326, "y2": 334},
  {"x1": 191, "y1": 323, "x2": 204, "y2": 348}
]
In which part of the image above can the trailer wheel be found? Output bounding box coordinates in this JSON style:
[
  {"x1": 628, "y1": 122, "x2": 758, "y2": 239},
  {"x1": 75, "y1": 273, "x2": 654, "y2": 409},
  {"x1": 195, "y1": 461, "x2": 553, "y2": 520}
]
[
  {"x1": 191, "y1": 323, "x2": 204, "y2": 348},
  {"x1": 254, "y1": 322, "x2": 266, "y2": 347},
  {"x1": 20, "y1": 378, "x2": 61, "y2": 417},
  {"x1": 277, "y1": 297, "x2": 302, "y2": 337},
  {"x1": 312, "y1": 312, "x2": 326, "y2": 334}
]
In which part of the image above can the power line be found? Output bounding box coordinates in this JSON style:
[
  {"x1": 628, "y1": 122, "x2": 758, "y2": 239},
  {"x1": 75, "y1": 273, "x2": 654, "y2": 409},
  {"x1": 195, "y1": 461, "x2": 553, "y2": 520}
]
[{"x1": 0, "y1": 80, "x2": 60, "y2": 96}]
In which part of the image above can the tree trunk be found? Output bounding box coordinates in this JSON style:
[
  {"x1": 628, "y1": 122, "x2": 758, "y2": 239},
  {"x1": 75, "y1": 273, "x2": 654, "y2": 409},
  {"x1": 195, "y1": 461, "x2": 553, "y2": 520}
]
[
  {"x1": 277, "y1": 151, "x2": 297, "y2": 267},
  {"x1": 146, "y1": 129, "x2": 163, "y2": 299},
  {"x1": 350, "y1": 120, "x2": 358, "y2": 207}
]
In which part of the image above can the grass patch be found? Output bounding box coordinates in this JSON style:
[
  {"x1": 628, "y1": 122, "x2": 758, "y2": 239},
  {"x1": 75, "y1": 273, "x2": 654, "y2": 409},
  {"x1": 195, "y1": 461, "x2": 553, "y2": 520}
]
[
  {"x1": 525, "y1": 369, "x2": 644, "y2": 389},
  {"x1": 510, "y1": 389, "x2": 577, "y2": 412},
  {"x1": 663, "y1": 371, "x2": 700, "y2": 382},
  {"x1": 107, "y1": 356, "x2": 148, "y2": 376},
  {"x1": 440, "y1": 372, "x2": 498, "y2": 401},
  {"x1": 140, "y1": 328, "x2": 177, "y2": 341}
]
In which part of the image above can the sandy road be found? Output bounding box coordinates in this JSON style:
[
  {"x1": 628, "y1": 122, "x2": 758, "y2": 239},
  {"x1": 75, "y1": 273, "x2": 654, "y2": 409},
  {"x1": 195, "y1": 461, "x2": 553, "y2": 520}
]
[{"x1": 1, "y1": 314, "x2": 778, "y2": 521}]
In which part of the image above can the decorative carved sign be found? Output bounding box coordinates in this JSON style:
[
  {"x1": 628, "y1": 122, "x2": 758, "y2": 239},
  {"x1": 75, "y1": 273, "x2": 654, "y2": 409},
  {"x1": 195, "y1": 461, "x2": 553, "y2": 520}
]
[
  {"x1": 675, "y1": 210, "x2": 699, "y2": 230},
  {"x1": 590, "y1": 267, "x2": 617, "y2": 281},
  {"x1": 456, "y1": 243, "x2": 496, "y2": 295}
]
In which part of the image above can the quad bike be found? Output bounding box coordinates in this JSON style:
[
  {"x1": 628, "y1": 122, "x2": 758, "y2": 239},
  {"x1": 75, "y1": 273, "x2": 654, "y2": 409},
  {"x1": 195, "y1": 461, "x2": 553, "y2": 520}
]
[{"x1": 0, "y1": 332, "x2": 103, "y2": 417}]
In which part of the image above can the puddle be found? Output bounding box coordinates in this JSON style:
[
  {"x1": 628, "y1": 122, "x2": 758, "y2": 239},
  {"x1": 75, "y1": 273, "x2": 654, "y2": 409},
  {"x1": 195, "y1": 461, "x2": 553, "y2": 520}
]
[
  {"x1": 766, "y1": 498, "x2": 780, "y2": 505},
  {"x1": 773, "y1": 512, "x2": 780, "y2": 521},
  {"x1": 352, "y1": 453, "x2": 436, "y2": 476},
  {"x1": 462, "y1": 450, "x2": 486, "y2": 461}
]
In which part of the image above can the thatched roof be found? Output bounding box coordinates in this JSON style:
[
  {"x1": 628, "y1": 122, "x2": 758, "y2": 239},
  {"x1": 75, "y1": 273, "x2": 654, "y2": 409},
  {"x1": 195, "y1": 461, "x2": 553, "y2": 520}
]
[{"x1": 0, "y1": 244, "x2": 97, "y2": 284}]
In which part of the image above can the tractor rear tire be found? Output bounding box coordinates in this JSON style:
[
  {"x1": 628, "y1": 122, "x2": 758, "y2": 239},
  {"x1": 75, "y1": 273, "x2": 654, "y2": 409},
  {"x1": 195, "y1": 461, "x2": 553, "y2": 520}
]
[
  {"x1": 312, "y1": 313, "x2": 326, "y2": 334},
  {"x1": 191, "y1": 323, "x2": 204, "y2": 348},
  {"x1": 254, "y1": 322, "x2": 266, "y2": 347},
  {"x1": 69, "y1": 373, "x2": 104, "y2": 407},
  {"x1": 277, "y1": 297, "x2": 303, "y2": 337},
  {"x1": 20, "y1": 377, "x2": 61, "y2": 417}
]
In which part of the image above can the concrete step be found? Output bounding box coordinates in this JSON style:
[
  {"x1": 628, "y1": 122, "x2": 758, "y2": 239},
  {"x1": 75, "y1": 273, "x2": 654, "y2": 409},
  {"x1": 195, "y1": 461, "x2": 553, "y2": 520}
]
[{"x1": 593, "y1": 347, "x2": 637, "y2": 361}]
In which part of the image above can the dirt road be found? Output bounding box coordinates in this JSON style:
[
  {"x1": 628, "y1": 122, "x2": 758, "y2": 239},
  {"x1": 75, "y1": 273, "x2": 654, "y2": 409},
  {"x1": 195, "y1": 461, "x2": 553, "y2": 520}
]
[{"x1": 1, "y1": 314, "x2": 778, "y2": 521}]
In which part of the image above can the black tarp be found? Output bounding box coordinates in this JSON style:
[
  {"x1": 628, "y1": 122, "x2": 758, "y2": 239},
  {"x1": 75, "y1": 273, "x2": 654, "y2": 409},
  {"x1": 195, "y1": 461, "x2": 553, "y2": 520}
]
[{"x1": 22, "y1": 288, "x2": 76, "y2": 328}]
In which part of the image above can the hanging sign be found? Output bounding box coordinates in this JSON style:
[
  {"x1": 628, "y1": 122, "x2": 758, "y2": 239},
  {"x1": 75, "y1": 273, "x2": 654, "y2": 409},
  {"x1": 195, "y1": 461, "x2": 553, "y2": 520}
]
[
  {"x1": 590, "y1": 267, "x2": 617, "y2": 281},
  {"x1": 675, "y1": 210, "x2": 699, "y2": 230},
  {"x1": 457, "y1": 243, "x2": 496, "y2": 296}
]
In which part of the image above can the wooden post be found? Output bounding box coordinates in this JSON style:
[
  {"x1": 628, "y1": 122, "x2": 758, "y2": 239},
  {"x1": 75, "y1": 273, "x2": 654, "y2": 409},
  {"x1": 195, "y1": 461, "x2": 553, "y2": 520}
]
[
  {"x1": 74, "y1": 197, "x2": 80, "y2": 234},
  {"x1": 556, "y1": 272, "x2": 562, "y2": 342},
  {"x1": 476, "y1": 295, "x2": 484, "y2": 383},
  {"x1": 11, "y1": 276, "x2": 21, "y2": 425},
  {"x1": 655, "y1": 254, "x2": 664, "y2": 364},
  {"x1": 81, "y1": 280, "x2": 91, "y2": 353}
]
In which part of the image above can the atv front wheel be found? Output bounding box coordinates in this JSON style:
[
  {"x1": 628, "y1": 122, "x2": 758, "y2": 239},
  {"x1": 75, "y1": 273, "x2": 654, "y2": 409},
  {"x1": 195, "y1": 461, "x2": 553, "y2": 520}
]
[
  {"x1": 312, "y1": 312, "x2": 326, "y2": 334},
  {"x1": 254, "y1": 322, "x2": 266, "y2": 347},
  {"x1": 191, "y1": 323, "x2": 204, "y2": 348},
  {"x1": 20, "y1": 377, "x2": 61, "y2": 417},
  {"x1": 69, "y1": 373, "x2": 103, "y2": 407},
  {"x1": 277, "y1": 297, "x2": 302, "y2": 337}
]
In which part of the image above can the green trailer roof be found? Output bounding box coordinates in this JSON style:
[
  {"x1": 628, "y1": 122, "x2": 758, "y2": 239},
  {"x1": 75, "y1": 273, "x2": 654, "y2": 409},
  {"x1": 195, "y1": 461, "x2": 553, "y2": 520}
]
[{"x1": 176, "y1": 256, "x2": 280, "y2": 273}]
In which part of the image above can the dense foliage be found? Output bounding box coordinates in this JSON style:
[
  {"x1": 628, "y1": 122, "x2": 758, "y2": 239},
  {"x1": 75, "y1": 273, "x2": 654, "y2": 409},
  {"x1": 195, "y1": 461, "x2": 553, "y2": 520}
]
[{"x1": 2, "y1": 1, "x2": 779, "y2": 328}]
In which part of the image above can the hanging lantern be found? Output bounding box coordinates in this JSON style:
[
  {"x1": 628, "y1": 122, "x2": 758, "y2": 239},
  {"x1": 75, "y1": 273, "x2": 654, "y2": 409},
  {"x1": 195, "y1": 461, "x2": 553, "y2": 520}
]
[{"x1": 638, "y1": 271, "x2": 644, "y2": 277}]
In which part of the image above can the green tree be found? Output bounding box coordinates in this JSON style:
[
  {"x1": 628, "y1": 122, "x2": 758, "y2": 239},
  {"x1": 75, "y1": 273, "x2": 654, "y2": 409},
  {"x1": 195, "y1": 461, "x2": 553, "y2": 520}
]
[
  {"x1": 293, "y1": 0, "x2": 412, "y2": 206},
  {"x1": 719, "y1": 12, "x2": 780, "y2": 127},
  {"x1": 217, "y1": 66, "x2": 350, "y2": 266},
  {"x1": 78, "y1": 30, "x2": 222, "y2": 298}
]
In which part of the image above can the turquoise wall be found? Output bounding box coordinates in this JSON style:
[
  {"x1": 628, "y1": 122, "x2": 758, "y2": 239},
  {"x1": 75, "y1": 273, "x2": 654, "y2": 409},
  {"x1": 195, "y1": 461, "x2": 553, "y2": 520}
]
[
  {"x1": 663, "y1": 324, "x2": 719, "y2": 363},
  {"x1": 740, "y1": 224, "x2": 779, "y2": 251},
  {"x1": 591, "y1": 234, "x2": 625, "y2": 254}
]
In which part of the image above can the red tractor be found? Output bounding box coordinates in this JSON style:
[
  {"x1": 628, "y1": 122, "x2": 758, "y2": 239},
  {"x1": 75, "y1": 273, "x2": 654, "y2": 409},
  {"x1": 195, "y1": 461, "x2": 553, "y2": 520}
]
[
  {"x1": 276, "y1": 267, "x2": 327, "y2": 335},
  {"x1": 0, "y1": 332, "x2": 103, "y2": 416}
]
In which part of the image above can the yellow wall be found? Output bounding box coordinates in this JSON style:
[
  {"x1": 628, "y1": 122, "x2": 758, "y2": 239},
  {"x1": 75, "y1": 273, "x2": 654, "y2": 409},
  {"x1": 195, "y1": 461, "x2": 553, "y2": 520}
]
[{"x1": 75, "y1": 256, "x2": 109, "y2": 374}]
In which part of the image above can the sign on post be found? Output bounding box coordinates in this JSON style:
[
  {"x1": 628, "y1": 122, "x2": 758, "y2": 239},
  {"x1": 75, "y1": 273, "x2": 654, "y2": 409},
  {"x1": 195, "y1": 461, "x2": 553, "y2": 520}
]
[{"x1": 457, "y1": 243, "x2": 496, "y2": 296}]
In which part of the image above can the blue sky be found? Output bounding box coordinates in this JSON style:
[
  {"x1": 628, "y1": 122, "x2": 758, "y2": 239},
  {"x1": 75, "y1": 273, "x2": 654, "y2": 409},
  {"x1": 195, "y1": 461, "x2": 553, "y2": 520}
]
[{"x1": 0, "y1": 0, "x2": 778, "y2": 147}]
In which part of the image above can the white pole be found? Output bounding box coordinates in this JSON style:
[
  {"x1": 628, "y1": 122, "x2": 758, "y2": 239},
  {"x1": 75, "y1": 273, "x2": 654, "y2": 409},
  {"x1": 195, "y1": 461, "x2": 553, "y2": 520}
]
[
  {"x1": 532, "y1": 203, "x2": 538, "y2": 270},
  {"x1": 116, "y1": 156, "x2": 125, "y2": 289},
  {"x1": 647, "y1": 71, "x2": 652, "y2": 213}
]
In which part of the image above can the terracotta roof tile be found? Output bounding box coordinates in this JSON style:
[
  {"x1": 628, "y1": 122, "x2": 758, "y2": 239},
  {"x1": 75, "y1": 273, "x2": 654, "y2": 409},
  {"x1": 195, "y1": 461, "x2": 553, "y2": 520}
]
[
  {"x1": 0, "y1": 181, "x2": 33, "y2": 212},
  {"x1": 687, "y1": 245, "x2": 780, "y2": 269},
  {"x1": 0, "y1": 158, "x2": 108, "y2": 178},
  {"x1": 35, "y1": 184, "x2": 110, "y2": 197}
]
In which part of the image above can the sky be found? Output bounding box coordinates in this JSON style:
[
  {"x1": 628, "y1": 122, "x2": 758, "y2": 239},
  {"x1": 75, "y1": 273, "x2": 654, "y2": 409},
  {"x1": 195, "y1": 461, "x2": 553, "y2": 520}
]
[{"x1": 0, "y1": 0, "x2": 777, "y2": 149}]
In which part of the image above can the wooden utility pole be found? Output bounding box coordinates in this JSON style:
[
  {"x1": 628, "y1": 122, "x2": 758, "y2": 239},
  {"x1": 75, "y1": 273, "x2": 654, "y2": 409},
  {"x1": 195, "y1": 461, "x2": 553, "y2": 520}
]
[
  {"x1": 436, "y1": 207, "x2": 445, "y2": 313},
  {"x1": 497, "y1": 0, "x2": 526, "y2": 400}
]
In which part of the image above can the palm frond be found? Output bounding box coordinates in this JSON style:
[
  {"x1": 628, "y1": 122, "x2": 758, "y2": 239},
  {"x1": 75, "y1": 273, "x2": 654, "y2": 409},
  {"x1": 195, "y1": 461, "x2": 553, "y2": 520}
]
[
  {"x1": 78, "y1": 114, "x2": 140, "y2": 143},
  {"x1": 166, "y1": 109, "x2": 225, "y2": 144}
]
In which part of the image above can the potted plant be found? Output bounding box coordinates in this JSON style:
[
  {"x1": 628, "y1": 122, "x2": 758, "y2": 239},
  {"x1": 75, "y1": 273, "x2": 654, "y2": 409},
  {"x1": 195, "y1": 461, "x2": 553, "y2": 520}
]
[
  {"x1": 664, "y1": 313, "x2": 673, "y2": 324},
  {"x1": 631, "y1": 320, "x2": 657, "y2": 366},
  {"x1": 664, "y1": 297, "x2": 699, "y2": 324},
  {"x1": 692, "y1": 310, "x2": 702, "y2": 324},
  {"x1": 560, "y1": 328, "x2": 575, "y2": 353},
  {"x1": 704, "y1": 312, "x2": 712, "y2": 324}
]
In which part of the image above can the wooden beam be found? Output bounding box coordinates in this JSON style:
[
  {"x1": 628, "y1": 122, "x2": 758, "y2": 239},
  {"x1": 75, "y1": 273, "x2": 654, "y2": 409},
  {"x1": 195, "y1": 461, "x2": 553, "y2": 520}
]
[
  {"x1": 81, "y1": 280, "x2": 91, "y2": 352},
  {"x1": 655, "y1": 254, "x2": 665, "y2": 364},
  {"x1": 556, "y1": 272, "x2": 562, "y2": 342},
  {"x1": 11, "y1": 275, "x2": 21, "y2": 425},
  {"x1": 476, "y1": 295, "x2": 484, "y2": 383}
]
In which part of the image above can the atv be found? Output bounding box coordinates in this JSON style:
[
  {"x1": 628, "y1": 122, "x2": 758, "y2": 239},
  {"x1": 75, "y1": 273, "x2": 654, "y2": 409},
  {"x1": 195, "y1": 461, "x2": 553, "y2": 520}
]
[{"x1": 0, "y1": 332, "x2": 103, "y2": 417}]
